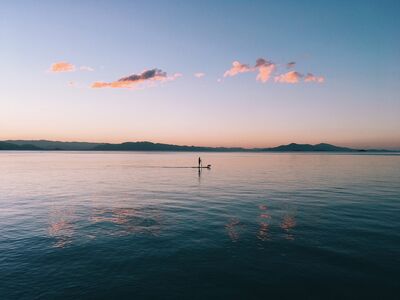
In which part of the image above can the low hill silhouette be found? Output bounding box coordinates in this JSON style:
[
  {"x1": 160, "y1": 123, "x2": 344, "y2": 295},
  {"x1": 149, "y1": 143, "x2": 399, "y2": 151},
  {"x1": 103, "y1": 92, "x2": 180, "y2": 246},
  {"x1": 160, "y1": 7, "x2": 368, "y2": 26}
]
[
  {"x1": 260, "y1": 143, "x2": 355, "y2": 152},
  {"x1": 0, "y1": 140, "x2": 395, "y2": 152},
  {"x1": 0, "y1": 141, "x2": 42, "y2": 150}
]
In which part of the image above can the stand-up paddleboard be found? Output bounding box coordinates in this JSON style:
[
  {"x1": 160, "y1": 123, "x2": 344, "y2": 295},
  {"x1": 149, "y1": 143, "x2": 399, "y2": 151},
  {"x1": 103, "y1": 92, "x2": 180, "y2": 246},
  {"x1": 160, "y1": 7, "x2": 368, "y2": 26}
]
[
  {"x1": 140, "y1": 164, "x2": 211, "y2": 169},
  {"x1": 192, "y1": 164, "x2": 211, "y2": 169}
]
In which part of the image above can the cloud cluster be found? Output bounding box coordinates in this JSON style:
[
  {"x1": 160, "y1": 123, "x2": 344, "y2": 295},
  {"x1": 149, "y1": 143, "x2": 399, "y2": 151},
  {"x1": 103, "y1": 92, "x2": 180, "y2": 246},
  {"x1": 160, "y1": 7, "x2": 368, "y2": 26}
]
[
  {"x1": 49, "y1": 57, "x2": 324, "y2": 91},
  {"x1": 255, "y1": 58, "x2": 276, "y2": 82},
  {"x1": 274, "y1": 71, "x2": 302, "y2": 83},
  {"x1": 274, "y1": 71, "x2": 324, "y2": 84},
  {"x1": 92, "y1": 69, "x2": 181, "y2": 89},
  {"x1": 223, "y1": 58, "x2": 277, "y2": 83},
  {"x1": 50, "y1": 62, "x2": 75, "y2": 72},
  {"x1": 304, "y1": 73, "x2": 324, "y2": 83},
  {"x1": 223, "y1": 61, "x2": 252, "y2": 77},
  {"x1": 223, "y1": 58, "x2": 324, "y2": 84},
  {"x1": 50, "y1": 62, "x2": 95, "y2": 73}
]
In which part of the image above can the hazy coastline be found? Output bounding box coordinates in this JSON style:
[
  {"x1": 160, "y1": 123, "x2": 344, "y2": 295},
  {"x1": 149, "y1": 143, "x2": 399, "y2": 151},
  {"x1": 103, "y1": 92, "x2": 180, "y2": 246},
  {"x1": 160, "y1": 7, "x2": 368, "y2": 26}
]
[{"x1": 1, "y1": 140, "x2": 397, "y2": 152}]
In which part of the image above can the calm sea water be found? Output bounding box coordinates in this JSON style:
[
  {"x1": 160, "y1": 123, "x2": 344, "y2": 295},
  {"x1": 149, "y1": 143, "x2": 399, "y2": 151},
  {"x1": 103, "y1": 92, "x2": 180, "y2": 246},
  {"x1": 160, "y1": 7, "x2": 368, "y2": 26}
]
[{"x1": 0, "y1": 152, "x2": 399, "y2": 299}]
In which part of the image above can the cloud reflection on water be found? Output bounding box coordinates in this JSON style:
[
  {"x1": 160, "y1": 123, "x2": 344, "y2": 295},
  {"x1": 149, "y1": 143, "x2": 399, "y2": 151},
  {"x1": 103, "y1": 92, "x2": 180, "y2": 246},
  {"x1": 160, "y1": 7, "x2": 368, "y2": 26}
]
[
  {"x1": 226, "y1": 204, "x2": 297, "y2": 242},
  {"x1": 225, "y1": 218, "x2": 242, "y2": 242},
  {"x1": 257, "y1": 204, "x2": 271, "y2": 241},
  {"x1": 48, "y1": 207, "x2": 76, "y2": 248},
  {"x1": 281, "y1": 215, "x2": 296, "y2": 240},
  {"x1": 89, "y1": 207, "x2": 162, "y2": 237},
  {"x1": 47, "y1": 204, "x2": 162, "y2": 248}
]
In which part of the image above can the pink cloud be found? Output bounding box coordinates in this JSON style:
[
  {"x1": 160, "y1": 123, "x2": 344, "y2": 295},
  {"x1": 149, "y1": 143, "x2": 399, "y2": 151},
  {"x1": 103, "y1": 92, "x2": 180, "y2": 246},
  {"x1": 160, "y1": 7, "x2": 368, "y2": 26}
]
[
  {"x1": 223, "y1": 58, "x2": 325, "y2": 85},
  {"x1": 50, "y1": 61, "x2": 75, "y2": 72},
  {"x1": 255, "y1": 59, "x2": 276, "y2": 83},
  {"x1": 256, "y1": 64, "x2": 276, "y2": 82},
  {"x1": 274, "y1": 71, "x2": 303, "y2": 83},
  {"x1": 194, "y1": 72, "x2": 205, "y2": 78},
  {"x1": 91, "y1": 69, "x2": 180, "y2": 89},
  {"x1": 223, "y1": 58, "x2": 277, "y2": 83},
  {"x1": 304, "y1": 73, "x2": 324, "y2": 83},
  {"x1": 223, "y1": 61, "x2": 252, "y2": 77}
]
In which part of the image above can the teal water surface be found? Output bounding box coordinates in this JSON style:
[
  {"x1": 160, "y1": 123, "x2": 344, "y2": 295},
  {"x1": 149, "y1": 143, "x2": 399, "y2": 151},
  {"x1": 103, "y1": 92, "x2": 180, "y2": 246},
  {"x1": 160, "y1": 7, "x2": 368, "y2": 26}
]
[{"x1": 0, "y1": 152, "x2": 399, "y2": 299}]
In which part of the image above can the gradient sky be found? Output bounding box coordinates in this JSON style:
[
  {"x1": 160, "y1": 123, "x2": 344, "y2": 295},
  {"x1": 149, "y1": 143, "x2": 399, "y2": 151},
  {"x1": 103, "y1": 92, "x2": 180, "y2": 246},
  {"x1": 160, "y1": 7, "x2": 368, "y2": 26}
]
[{"x1": 1, "y1": 0, "x2": 399, "y2": 149}]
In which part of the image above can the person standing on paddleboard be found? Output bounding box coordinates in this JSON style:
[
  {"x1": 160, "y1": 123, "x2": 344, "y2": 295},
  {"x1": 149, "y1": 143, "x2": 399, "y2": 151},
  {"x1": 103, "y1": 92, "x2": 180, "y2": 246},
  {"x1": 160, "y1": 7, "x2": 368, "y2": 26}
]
[{"x1": 198, "y1": 157, "x2": 202, "y2": 168}]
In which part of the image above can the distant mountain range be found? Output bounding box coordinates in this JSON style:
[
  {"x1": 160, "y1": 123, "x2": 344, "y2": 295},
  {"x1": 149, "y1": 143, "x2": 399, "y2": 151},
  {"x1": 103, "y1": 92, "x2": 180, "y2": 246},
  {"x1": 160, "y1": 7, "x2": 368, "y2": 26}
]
[
  {"x1": 260, "y1": 143, "x2": 355, "y2": 152},
  {"x1": 0, "y1": 141, "x2": 43, "y2": 151},
  {"x1": 0, "y1": 140, "x2": 395, "y2": 152},
  {"x1": 2, "y1": 140, "x2": 101, "y2": 150}
]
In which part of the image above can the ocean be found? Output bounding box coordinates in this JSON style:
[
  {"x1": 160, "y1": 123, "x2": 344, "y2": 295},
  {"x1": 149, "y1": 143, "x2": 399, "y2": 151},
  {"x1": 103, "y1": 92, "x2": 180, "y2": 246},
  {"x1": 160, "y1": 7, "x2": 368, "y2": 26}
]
[{"x1": 1, "y1": 152, "x2": 399, "y2": 299}]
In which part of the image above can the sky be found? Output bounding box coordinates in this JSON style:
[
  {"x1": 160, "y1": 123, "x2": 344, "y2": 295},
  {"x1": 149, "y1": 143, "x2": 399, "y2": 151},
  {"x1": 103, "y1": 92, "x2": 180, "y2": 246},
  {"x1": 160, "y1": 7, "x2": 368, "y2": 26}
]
[{"x1": 1, "y1": 0, "x2": 399, "y2": 149}]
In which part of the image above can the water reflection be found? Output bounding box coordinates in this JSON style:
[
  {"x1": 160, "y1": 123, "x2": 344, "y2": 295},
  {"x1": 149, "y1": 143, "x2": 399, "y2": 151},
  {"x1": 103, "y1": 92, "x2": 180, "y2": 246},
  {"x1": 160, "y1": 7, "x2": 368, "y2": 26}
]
[
  {"x1": 281, "y1": 214, "x2": 296, "y2": 240},
  {"x1": 225, "y1": 204, "x2": 297, "y2": 242},
  {"x1": 48, "y1": 206, "x2": 76, "y2": 248},
  {"x1": 198, "y1": 167, "x2": 202, "y2": 183},
  {"x1": 225, "y1": 218, "x2": 242, "y2": 242},
  {"x1": 89, "y1": 207, "x2": 162, "y2": 237},
  {"x1": 257, "y1": 222, "x2": 270, "y2": 241},
  {"x1": 90, "y1": 207, "x2": 137, "y2": 225},
  {"x1": 47, "y1": 204, "x2": 163, "y2": 247},
  {"x1": 257, "y1": 204, "x2": 270, "y2": 241}
]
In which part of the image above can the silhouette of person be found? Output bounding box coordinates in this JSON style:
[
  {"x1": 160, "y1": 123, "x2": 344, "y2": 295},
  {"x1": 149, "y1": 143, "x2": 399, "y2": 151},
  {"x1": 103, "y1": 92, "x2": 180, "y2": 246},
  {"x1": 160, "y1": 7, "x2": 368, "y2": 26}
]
[{"x1": 198, "y1": 157, "x2": 202, "y2": 168}]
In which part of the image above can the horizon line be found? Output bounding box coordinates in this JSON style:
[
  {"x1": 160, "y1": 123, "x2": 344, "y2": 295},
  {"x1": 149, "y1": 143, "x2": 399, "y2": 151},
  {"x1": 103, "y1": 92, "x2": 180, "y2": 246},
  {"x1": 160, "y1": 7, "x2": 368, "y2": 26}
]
[{"x1": 2, "y1": 139, "x2": 399, "y2": 151}]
